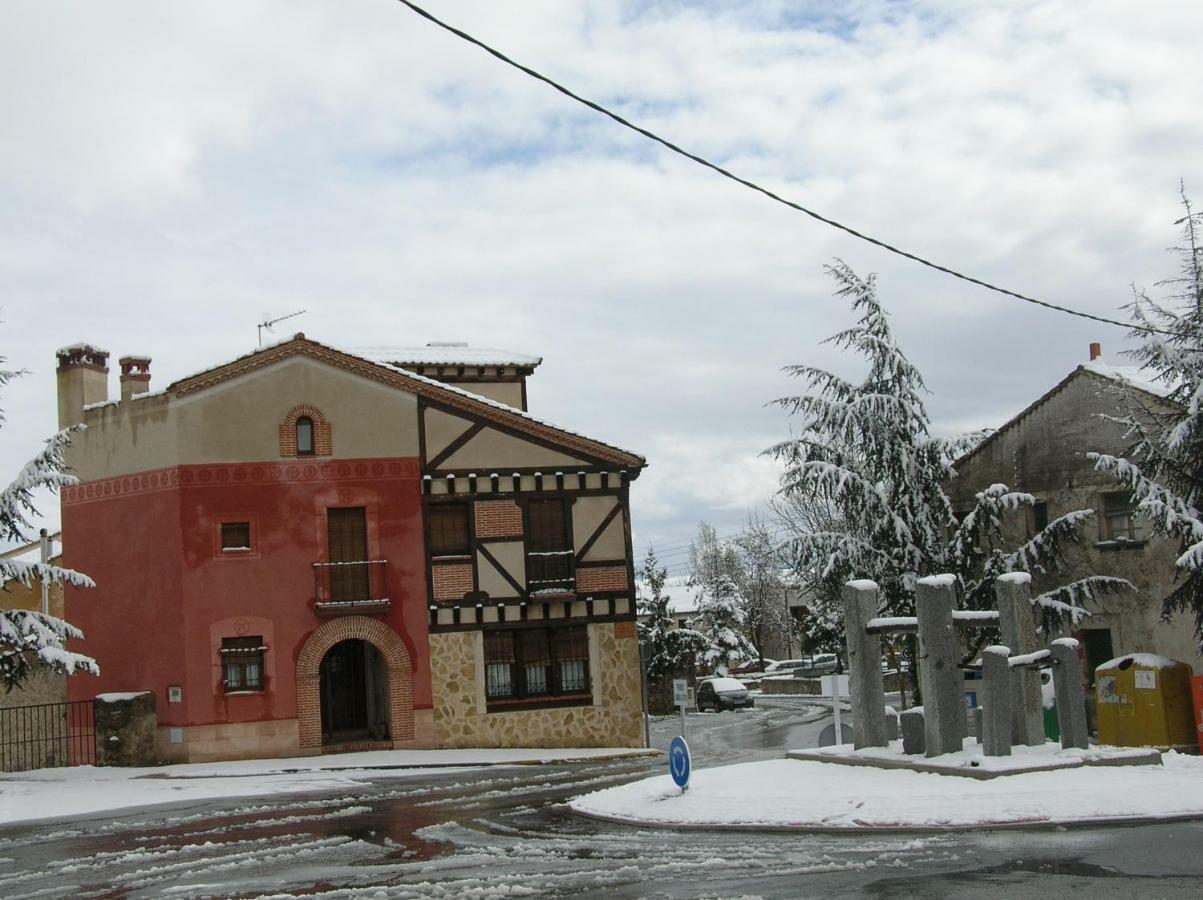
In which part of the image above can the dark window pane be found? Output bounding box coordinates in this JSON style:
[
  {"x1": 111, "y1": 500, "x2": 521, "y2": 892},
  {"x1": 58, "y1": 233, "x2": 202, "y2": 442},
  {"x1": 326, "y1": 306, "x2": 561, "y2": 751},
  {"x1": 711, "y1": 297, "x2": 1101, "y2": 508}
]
[
  {"x1": 296, "y1": 417, "x2": 314, "y2": 455},
  {"x1": 1102, "y1": 493, "x2": 1141, "y2": 541},
  {"x1": 484, "y1": 631, "x2": 515, "y2": 699},
  {"x1": 430, "y1": 503, "x2": 470, "y2": 556},
  {"x1": 1033, "y1": 502, "x2": 1048, "y2": 532},
  {"x1": 221, "y1": 636, "x2": 265, "y2": 692},
  {"x1": 527, "y1": 500, "x2": 569, "y2": 552},
  {"x1": 554, "y1": 625, "x2": 590, "y2": 693},
  {"x1": 221, "y1": 521, "x2": 251, "y2": 551},
  {"x1": 327, "y1": 507, "x2": 369, "y2": 601},
  {"x1": 521, "y1": 630, "x2": 552, "y2": 695}
]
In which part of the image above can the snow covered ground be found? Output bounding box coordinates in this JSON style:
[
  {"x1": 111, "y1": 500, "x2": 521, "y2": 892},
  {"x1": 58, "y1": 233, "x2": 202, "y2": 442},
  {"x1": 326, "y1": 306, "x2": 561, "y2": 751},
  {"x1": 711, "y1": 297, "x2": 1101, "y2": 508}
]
[
  {"x1": 570, "y1": 751, "x2": 1203, "y2": 831},
  {"x1": 0, "y1": 747, "x2": 654, "y2": 827}
]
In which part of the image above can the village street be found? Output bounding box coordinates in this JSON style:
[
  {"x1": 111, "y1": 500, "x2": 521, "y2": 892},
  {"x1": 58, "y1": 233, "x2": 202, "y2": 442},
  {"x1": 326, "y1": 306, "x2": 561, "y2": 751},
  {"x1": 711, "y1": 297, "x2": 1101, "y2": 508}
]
[{"x1": 2, "y1": 696, "x2": 1202, "y2": 898}]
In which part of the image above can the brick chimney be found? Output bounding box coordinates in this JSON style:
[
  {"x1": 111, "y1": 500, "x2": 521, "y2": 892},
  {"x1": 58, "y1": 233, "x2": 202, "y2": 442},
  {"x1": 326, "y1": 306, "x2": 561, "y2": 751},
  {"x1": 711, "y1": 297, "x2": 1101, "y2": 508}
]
[
  {"x1": 1089, "y1": 342, "x2": 1102, "y2": 361},
  {"x1": 56, "y1": 344, "x2": 110, "y2": 428},
  {"x1": 119, "y1": 355, "x2": 152, "y2": 401}
]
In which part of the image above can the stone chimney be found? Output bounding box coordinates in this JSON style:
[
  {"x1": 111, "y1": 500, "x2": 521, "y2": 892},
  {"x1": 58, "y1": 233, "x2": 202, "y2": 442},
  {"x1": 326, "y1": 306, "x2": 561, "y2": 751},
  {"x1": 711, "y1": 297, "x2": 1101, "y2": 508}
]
[
  {"x1": 56, "y1": 344, "x2": 110, "y2": 429},
  {"x1": 119, "y1": 355, "x2": 152, "y2": 401},
  {"x1": 1089, "y1": 342, "x2": 1102, "y2": 361}
]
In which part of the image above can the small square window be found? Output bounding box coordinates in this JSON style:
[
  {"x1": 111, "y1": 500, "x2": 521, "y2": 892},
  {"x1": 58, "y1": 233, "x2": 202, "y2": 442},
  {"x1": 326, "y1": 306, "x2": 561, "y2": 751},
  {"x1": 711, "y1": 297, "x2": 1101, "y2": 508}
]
[
  {"x1": 221, "y1": 636, "x2": 265, "y2": 692},
  {"x1": 221, "y1": 521, "x2": 252, "y2": 552}
]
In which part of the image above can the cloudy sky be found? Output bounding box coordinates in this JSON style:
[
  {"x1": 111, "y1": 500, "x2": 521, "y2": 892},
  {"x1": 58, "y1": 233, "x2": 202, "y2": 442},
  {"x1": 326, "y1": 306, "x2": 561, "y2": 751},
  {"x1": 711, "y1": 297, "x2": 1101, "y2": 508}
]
[{"x1": 2, "y1": 1, "x2": 1200, "y2": 577}]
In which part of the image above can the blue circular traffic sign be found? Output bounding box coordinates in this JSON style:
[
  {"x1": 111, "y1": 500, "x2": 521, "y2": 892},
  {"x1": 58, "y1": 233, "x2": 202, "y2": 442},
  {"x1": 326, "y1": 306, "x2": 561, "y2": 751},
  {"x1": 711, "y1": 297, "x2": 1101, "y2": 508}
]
[{"x1": 669, "y1": 735, "x2": 691, "y2": 790}]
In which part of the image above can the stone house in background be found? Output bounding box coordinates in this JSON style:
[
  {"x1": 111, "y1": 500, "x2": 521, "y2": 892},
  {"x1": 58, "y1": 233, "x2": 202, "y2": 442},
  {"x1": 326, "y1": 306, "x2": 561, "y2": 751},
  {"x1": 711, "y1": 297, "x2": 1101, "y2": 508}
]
[
  {"x1": 949, "y1": 343, "x2": 1201, "y2": 679},
  {"x1": 0, "y1": 532, "x2": 67, "y2": 710},
  {"x1": 56, "y1": 335, "x2": 646, "y2": 763}
]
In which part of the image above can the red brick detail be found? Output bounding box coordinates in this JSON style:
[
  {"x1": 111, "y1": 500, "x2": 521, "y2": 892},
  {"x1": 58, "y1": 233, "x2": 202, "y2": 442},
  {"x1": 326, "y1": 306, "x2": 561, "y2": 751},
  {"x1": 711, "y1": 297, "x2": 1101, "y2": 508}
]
[
  {"x1": 62, "y1": 459, "x2": 420, "y2": 506},
  {"x1": 474, "y1": 500, "x2": 523, "y2": 538},
  {"x1": 613, "y1": 620, "x2": 636, "y2": 639},
  {"x1": 432, "y1": 562, "x2": 474, "y2": 601},
  {"x1": 576, "y1": 566, "x2": 628, "y2": 593},
  {"x1": 278, "y1": 404, "x2": 333, "y2": 458},
  {"x1": 295, "y1": 616, "x2": 414, "y2": 749}
]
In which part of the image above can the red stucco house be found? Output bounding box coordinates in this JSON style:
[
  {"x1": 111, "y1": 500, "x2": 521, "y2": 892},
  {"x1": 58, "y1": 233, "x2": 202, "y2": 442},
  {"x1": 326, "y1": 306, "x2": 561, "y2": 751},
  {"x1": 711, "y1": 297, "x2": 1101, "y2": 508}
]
[{"x1": 58, "y1": 337, "x2": 646, "y2": 762}]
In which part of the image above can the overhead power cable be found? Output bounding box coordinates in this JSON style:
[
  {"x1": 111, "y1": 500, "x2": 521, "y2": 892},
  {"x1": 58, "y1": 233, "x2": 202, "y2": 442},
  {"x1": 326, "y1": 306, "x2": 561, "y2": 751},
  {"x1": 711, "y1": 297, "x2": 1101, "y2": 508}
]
[{"x1": 395, "y1": 0, "x2": 1173, "y2": 337}]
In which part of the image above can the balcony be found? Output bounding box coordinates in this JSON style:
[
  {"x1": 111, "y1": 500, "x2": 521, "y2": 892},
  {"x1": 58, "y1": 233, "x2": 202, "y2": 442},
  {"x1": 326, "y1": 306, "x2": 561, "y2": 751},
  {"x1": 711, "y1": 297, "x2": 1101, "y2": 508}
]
[
  {"x1": 312, "y1": 559, "x2": 389, "y2": 616},
  {"x1": 526, "y1": 550, "x2": 575, "y2": 596}
]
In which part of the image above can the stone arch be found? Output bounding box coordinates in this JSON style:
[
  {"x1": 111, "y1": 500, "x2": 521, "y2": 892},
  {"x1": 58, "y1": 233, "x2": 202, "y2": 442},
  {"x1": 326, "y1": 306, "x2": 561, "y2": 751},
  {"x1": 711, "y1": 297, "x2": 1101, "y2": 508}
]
[
  {"x1": 278, "y1": 403, "x2": 333, "y2": 457},
  {"x1": 296, "y1": 616, "x2": 414, "y2": 748}
]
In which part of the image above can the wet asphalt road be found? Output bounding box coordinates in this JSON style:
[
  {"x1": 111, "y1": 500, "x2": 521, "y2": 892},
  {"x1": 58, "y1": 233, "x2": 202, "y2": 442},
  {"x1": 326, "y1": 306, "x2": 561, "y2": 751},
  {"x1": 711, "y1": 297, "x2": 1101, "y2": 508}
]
[{"x1": 3, "y1": 696, "x2": 1203, "y2": 898}]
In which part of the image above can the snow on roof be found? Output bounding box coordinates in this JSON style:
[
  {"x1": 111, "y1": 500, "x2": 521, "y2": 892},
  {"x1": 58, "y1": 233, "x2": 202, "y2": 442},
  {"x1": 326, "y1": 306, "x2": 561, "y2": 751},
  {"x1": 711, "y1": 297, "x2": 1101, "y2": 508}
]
[
  {"x1": 350, "y1": 344, "x2": 542, "y2": 368},
  {"x1": 1095, "y1": 652, "x2": 1184, "y2": 672},
  {"x1": 1082, "y1": 359, "x2": 1172, "y2": 399}
]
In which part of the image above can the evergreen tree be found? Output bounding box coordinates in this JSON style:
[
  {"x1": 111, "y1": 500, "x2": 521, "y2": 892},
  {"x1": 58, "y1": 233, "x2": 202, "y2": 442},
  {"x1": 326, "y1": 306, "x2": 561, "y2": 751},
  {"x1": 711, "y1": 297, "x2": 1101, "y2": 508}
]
[
  {"x1": 690, "y1": 573, "x2": 757, "y2": 673},
  {"x1": 770, "y1": 262, "x2": 1125, "y2": 652},
  {"x1": 635, "y1": 546, "x2": 705, "y2": 688},
  {"x1": 0, "y1": 364, "x2": 97, "y2": 691},
  {"x1": 1090, "y1": 187, "x2": 1203, "y2": 647}
]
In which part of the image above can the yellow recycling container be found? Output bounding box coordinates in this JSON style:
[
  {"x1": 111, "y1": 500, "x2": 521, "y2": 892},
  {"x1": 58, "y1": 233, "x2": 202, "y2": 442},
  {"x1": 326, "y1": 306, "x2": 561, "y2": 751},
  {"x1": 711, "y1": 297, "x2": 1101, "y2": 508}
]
[{"x1": 1096, "y1": 653, "x2": 1196, "y2": 751}]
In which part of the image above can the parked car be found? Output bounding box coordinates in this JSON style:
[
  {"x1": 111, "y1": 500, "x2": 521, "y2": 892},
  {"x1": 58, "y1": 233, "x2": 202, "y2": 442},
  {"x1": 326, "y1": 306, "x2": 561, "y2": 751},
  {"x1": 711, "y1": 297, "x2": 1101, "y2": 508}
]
[
  {"x1": 696, "y1": 677, "x2": 755, "y2": 712},
  {"x1": 764, "y1": 654, "x2": 840, "y2": 677},
  {"x1": 730, "y1": 659, "x2": 775, "y2": 675}
]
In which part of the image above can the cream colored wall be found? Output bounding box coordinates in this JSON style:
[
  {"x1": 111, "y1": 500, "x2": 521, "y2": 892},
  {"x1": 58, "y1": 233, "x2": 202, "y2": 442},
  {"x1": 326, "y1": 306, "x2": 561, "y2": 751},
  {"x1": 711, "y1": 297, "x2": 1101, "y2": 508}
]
[
  {"x1": 71, "y1": 357, "x2": 421, "y2": 480},
  {"x1": 477, "y1": 540, "x2": 526, "y2": 596},
  {"x1": 175, "y1": 357, "x2": 418, "y2": 463},
  {"x1": 447, "y1": 382, "x2": 524, "y2": 409},
  {"x1": 424, "y1": 407, "x2": 475, "y2": 460},
  {"x1": 429, "y1": 623, "x2": 644, "y2": 748},
  {"x1": 572, "y1": 496, "x2": 626, "y2": 560},
  {"x1": 69, "y1": 393, "x2": 179, "y2": 482},
  {"x1": 442, "y1": 427, "x2": 586, "y2": 470}
]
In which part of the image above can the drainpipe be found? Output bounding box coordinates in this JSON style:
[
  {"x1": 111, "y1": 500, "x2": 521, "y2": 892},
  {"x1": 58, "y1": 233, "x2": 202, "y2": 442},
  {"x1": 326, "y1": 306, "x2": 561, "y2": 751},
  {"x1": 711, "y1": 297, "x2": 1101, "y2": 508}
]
[{"x1": 39, "y1": 528, "x2": 50, "y2": 616}]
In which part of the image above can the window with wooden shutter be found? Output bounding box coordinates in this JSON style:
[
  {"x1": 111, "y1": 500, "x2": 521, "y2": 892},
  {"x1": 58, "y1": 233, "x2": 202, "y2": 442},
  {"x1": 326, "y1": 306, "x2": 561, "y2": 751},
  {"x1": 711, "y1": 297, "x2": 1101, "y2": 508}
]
[
  {"x1": 430, "y1": 503, "x2": 470, "y2": 557},
  {"x1": 526, "y1": 499, "x2": 574, "y2": 594},
  {"x1": 327, "y1": 507, "x2": 369, "y2": 601}
]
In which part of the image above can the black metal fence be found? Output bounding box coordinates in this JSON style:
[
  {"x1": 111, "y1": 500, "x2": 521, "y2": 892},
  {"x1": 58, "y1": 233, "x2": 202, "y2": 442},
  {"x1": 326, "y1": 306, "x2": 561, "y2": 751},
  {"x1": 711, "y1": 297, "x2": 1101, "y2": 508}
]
[{"x1": 0, "y1": 699, "x2": 96, "y2": 772}]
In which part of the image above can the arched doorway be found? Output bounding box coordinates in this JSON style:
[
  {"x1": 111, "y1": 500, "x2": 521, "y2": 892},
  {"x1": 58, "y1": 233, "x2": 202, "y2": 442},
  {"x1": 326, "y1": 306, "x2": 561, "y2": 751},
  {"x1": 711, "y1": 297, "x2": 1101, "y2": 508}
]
[
  {"x1": 295, "y1": 616, "x2": 415, "y2": 750},
  {"x1": 319, "y1": 639, "x2": 390, "y2": 743}
]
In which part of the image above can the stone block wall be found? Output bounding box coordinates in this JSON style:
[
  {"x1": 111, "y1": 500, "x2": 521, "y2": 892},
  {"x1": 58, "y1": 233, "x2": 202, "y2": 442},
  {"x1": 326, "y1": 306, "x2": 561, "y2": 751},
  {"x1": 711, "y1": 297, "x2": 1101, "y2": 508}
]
[
  {"x1": 95, "y1": 691, "x2": 158, "y2": 766},
  {"x1": 430, "y1": 622, "x2": 644, "y2": 748}
]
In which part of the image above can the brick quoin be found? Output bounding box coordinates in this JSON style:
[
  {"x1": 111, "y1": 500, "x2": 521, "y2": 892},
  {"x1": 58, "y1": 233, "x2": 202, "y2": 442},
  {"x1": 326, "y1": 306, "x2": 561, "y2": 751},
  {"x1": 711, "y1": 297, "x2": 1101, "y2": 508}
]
[
  {"x1": 576, "y1": 566, "x2": 628, "y2": 593},
  {"x1": 295, "y1": 616, "x2": 414, "y2": 749},
  {"x1": 474, "y1": 500, "x2": 523, "y2": 538},
  {"x1": 432, "y1": 563, "x2": 473, "y2": 600},
  {"x1": 278, "y1": 404, "x2": 333, "y2": 458}
]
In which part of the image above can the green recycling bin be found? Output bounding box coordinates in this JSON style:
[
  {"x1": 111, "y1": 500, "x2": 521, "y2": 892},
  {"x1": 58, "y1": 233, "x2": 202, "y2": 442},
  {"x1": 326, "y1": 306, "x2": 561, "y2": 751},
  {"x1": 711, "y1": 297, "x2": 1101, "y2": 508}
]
[{"x1": 1041, "y1": 670, "x2": 1060, "y2": 741}]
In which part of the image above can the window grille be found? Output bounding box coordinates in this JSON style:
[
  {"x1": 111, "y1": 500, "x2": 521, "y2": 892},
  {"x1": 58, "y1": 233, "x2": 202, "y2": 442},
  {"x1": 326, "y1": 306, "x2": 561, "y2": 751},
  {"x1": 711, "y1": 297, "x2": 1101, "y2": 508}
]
[
  {"x1": 221, "y1": 636, "x2": 265, "y2": 692},
  {"x1": 484, "y1": 625, "x2": 590, "y2": 708}
]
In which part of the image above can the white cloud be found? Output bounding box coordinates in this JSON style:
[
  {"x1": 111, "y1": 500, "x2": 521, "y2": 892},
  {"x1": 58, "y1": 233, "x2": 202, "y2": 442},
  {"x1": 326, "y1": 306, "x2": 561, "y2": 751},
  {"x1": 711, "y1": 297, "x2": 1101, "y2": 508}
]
[{"x1": 1, "y1": 0, "x2": 1200, "y2": 557}]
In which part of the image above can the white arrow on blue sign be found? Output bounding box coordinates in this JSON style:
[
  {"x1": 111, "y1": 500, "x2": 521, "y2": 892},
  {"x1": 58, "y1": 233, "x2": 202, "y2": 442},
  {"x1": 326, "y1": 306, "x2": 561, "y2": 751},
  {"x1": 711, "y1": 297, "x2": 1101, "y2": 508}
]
[{"x1": 669, "y1": 735, "x2": 691, "y2": 791}]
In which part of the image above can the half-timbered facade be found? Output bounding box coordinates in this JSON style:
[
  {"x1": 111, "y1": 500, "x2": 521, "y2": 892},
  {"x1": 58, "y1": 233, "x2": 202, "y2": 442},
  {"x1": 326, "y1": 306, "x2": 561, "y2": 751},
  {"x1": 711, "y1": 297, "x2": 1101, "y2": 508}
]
[{"x1": 57, "y1": 336, "x2": 645, "y2": 762}]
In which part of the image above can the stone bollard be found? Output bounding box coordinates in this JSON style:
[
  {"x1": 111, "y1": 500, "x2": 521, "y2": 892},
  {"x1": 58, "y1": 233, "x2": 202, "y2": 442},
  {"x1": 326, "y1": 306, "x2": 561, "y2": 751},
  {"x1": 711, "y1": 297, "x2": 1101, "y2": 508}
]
[
  {"x1": 1050, "y1": 638, "x2": 1089, "y2": 750},
  {"x1": 842, "y1": 580, "x2": 889, "y2": 749},
  {"x1": 995, "y1": 574, "x2": 1045, "y2": 746},
  {"x1": 900, "y1": 707, "x2": 925, "y2": 755},
  {"x1": 980, "y1": 646, "x2": 1013, "y2": 757},
  {"x1": 915, "y1": 575, "x2": 963, "y2": 757}
]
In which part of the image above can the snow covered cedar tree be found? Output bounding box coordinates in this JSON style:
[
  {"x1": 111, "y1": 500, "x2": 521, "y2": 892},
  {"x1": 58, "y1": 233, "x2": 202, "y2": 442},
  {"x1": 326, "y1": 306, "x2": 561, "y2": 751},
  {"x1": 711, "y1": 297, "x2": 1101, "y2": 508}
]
[
  {"x1": 1090, "y1": 188, "x2": 1203, "y2": 648},
  {"x1": 636, "y1": 547, "x2": 706, "y2": 710},
  {"x1": 689, "y1": 573, "x2": 757, "y2": 674},
  {"x1": 770, "y1": 262, "x2": 1124, "y2": 646},
  {"x1": 0, "y1": 363, "x2": 97, "y2": 691}
]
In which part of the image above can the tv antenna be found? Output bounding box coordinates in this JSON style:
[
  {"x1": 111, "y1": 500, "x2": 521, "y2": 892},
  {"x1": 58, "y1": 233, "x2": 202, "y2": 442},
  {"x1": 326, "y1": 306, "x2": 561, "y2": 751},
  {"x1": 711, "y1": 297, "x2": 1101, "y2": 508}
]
[{"x1": 258, "y1": 310, "x2": 307, "y2": 346}]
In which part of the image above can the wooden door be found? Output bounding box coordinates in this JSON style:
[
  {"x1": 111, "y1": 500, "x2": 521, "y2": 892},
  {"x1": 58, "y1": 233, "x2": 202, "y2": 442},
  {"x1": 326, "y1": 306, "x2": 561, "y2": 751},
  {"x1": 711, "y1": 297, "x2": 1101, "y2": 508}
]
[{"x1": 327, "y1": 507, "x2": 369, "y2": 602}]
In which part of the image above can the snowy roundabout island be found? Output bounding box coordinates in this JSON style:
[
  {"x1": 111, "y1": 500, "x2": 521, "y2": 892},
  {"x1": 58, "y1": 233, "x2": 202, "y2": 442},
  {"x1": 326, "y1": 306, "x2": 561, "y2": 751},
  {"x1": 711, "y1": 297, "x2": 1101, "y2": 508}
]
[{"x1": 568, "y1": 745, "x2": 1203, "y2": 832}]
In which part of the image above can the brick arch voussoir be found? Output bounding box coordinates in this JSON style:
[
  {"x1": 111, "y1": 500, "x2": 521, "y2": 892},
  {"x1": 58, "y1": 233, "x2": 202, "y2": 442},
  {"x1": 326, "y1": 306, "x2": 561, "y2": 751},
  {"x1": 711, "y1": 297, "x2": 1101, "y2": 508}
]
[
  {"x1": 295, "y1": 616, "x2": 415, "y2": 748},
  {"x1": 281, "y1": 403, "x2": 329, "y2": 429}
]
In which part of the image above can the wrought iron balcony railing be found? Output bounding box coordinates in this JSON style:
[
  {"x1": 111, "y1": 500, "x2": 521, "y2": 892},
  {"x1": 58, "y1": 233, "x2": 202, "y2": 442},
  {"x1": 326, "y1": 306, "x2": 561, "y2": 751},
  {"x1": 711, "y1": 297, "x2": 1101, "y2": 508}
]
[{"x1": 312, "y1": 559, "x2": 389, "y2": 615}]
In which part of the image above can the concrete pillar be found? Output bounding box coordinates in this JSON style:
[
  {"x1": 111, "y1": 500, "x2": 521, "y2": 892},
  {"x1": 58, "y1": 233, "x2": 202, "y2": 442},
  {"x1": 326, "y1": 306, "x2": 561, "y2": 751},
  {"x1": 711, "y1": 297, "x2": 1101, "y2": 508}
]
[
  {"x1": 900, "y1": 707, "x2": 925, "y2": 755},
  {"x1": 980, "y1": 646, "x2": 1013, "y2": 757},
  {"x1": 915, "y1": 575, "x2": 963, "y2": 757},
  {"x1": 56, "y1": 344, "x2": 109, "y2": 429},
  {"x1": 1051, "y1": 638, "x2": 1089, "y2": 750},
  {"x1": 842, "y1": 580, "x2": 889, "y2": 749},
  {"x1": 994, "y1": 574, "x2": 1044, "y2": 746}
]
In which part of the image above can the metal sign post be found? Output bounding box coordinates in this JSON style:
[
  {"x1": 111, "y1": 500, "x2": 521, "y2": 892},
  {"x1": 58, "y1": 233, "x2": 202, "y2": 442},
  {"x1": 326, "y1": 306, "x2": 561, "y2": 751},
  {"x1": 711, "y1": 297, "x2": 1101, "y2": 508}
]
[{"x1": 673, "y1": 678, "x2": 689, "y2": 739}]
